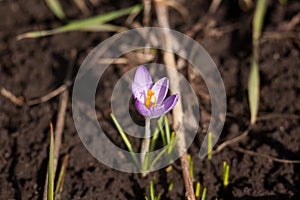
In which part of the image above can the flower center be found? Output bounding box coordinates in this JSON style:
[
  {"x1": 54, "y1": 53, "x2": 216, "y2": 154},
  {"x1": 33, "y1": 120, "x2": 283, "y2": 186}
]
[{"x1": 145, "y1": 89, "x2": 156, "y2": 108}]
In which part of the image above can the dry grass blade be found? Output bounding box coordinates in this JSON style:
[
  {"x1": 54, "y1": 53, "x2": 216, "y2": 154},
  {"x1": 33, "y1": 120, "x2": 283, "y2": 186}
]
[
  {"x1": 55, "y1": 154, "x2": 69, "y2": 199},
  {"x1": 73, "y1": 0, "x2": 89, "y2": 15},
  {"x1": 165, "y1": 1, "x2": 189, "y2": 22},
  {"x1": 45, "y1": 0, "x2": 66, "y2": 20}
]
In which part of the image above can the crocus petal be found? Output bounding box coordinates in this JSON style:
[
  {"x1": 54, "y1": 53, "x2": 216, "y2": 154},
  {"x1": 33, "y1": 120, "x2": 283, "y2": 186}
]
[
  {"x1": 151, "y1": 77, "x2": 169, "y2": 105},
  {"x1": 131, "y1": 82, "x2": 147, "y2": 103},
  {"x1": 134, "y1": 98, "x2": 151, "y2": 118},
  {"x1": 148, "y1": 94, "x2": 179, "y2": 119},
  {"x1": 162, "y1": 94, "x2": 179, "y2": 113},
  {"x1": 133, "y1": 66, "x2": 153, "y2": 89},
  {"x1": 131, "y1": 66, "x2": 153, "y2": 104}
]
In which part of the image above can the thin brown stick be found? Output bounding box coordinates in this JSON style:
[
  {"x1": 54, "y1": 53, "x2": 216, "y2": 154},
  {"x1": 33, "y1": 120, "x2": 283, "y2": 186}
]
[
  {"x1": 208, "y1": 0, "x2": 222, "y2": 14},
  {"x1": 27, "y1": 81, "x2": 72, "y2": 106},
  {"x1": 0, "y1": 87, "x2": 24, "y2": 106},
  {"x1": 143, "y1": 0, "x2": 151, "y2": 26},
  {"x1": 261, "y1": 31, "x2": 300, "y2": 42},
  {"x1": 154, "y1": 1, "x2": 195, "y2": 199},
  {"x1": 212, "y1": 127, "x2": 250, "y2": 155},
  {"x1": 42, "y1": 50, "x2": 76, "y2": 200},
  {"x1": 234, "y1": 147, "x2": 300, "y2": 164}
]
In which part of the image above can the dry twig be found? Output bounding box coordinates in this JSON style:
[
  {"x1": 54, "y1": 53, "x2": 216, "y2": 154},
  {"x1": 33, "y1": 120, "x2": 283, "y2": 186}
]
[
  {"x1": 154, "y1": 0, "x2": 195, "y2": 199},
  {"x1": 0, "y1": 87, "x2": 24, "y2": 106},
  {"x1": 234, "y1": 147, "x2": 300, "y2": 164},
  {"x1": 212, "y1": 127, "x2": 250, "y2": 155},
  {"x1": 27, "y1": 81, "x2": 72, "y2": 106}
]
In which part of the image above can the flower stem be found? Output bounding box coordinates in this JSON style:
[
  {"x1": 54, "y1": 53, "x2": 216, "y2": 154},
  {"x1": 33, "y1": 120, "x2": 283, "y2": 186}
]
[{"x1": 141, "y1": 117, "x2": 151, "y2": 174}]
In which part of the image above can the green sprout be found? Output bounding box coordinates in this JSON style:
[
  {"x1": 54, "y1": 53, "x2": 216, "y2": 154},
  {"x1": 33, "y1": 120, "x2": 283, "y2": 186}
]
[
  {"x1": 47, "y1": 123, "x2": 54, "y2": 200},
  {"x1": 110, "y1": 113, "x2": 140, "y2": 168},
  {"x1": 111, "y1": 113, "x2": 178, "y2": 174},
  {"x1": 195, "y1": 182, "x2": 201, "y2": 198},
  {"x1": 201, "y1": 188, "x2": 207, "y2": 200},
  {"x1": 187, "y1": 154, "x2": 194, "y2": 180},
  {"x1": 168, "y1": 180, "x2": 174, "y2": 191},
  {"x1": 145, "y1": 181, "x2": 161, "y2": 200},
  {"x1": 223, "y1": 161, "x2": 230, "y2": 188},
  {"x1": 207, "y1": 132, "x2": 213, "y2": 160}
]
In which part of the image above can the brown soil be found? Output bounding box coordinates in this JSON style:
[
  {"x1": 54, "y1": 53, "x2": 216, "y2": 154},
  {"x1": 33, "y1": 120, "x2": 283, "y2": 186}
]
[{"x1": 1, "y1": 0, "x2": 300, "y2": 200}]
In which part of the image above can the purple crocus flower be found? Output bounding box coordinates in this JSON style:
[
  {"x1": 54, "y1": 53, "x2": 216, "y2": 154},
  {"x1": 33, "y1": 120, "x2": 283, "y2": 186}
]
[{"x1": 131, "y1": 66, "x2": 179, "y2": 119}]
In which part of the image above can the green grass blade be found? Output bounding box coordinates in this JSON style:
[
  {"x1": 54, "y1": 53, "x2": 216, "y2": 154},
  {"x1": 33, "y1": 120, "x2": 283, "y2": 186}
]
[
  {"x1": 253, "y1": 0, "x2": 268, "y2": 41},
  {"x1": 78, "y1": 24, "x2": 127, "y2": 32},
  {"x1": 157, "y1": 117, "x2": 166, "y2": 146},
  {"x1": 201, "y1": 188, "x2": 207, "y2": 200},
  {"x1": 150, "y1": 116, "x2": 164, "y2": 152},
  {"x1": 164, "y1": 116, "x2": 170, "y2": 144},
  {"x1": 249, "y1": 0, "x2": 268, "y2": 125},
  {"x1": 150, "y1": 181, "x2": 155, "y2": 200},
  {"x1": 17, "y1": 4, "x2": 143, "y2": 40},
  {"x1": 187, "y1": 154, "x2": 194, "y2": 180},
  {"x1": 110, "y1": 113, "x2": 140, "y2": 168},
  {"x1": 207, "y1": 132, "x2": 212, "y2": 160},
  {"x1": 48, "y1": 123, "x2": 54, "y2": 200},
  {"x1": 248, "y1": 61, "x2": 260, "y2": 124},
  {"x1": 148, "y1": 134, "x2": 177, "y2": 170},
  {"x1": 45, "y1": 0, "x2": 66, "y2": 20},
  {"x1": 223, "y1": 161, "x2": 230, "y2": 187},
  {"x1": 168, "y1": 180, "x2": 174, "y2": 191},
  {"x1": 195, "y1": 182, "x2": 201, "y2": 198}
]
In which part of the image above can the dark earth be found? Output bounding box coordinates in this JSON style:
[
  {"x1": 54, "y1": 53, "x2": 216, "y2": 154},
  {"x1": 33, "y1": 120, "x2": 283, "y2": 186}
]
[{"x1": 1, "y1": 0, "x2": 300, "y2": 199}]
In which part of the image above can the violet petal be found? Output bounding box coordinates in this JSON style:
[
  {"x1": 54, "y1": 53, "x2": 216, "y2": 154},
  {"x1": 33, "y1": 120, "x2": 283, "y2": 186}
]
[
  {"x1": 162, "y1": 94, "x2": 179, "y2": 113},
  {"x1": 148, "y1": 94, "x2": 178, "y2": 118},
  {"x1": 133, "y1": 66, "x2": 152, "y2": 89},
  {"x1": 151, "y1": 77, "x2": 169, "y2": 105},
  {"x1": 134, "y1": 98, "x2": 151, "y2": 118},
  {"x1": 132, "y1": 82, "x2": 147, "y2": 103}
]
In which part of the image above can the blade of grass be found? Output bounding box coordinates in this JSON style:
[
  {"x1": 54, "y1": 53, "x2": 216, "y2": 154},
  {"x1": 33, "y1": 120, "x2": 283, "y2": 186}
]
[
  {"x1": 168, "y1": 180, "x2": 174, "y2": 191},
  {"x1": 148, "y1": 134, "x2": 177, "y2": 170},
  {"x1": 207, "y1": 132, "x2": 212, "y2": 160},
  {"x1": 55, "y1": 154, "x2": 69, "y2": 195},
  {"x1": 195, "y1": 182, "x2": 201, "y2": 198},
  {"x1": 201, "y1": 188, "x2": 207, "y2": 200},
  {"x1": 223, "y1": 161, "x2": 230, "y2": 187},
  {"x1": 150, "y1": 181, "x2": 155, "y2": 200},
  {"x1": 45, "y1": 0, "x2": 66, "y2": 20},
  {"x1": 158, "y1": 116, "x2": 166, "y2": 146},
  {"x1": 248, "y1": 0, "x2": 268, "y2": 124},
  {"x1": 110, "y1": 113, "x2": 140, "y2": 168},
  {"x1": 187, "y1": 154, "x2": 194, "y2": 180},
  {"x1": 164, "y1": 116, "x2": 170, "y2": 144},
  {"x1": 150, "y1": 116, "x2": 164, "y2": 152},
  {"x1": 17, "y1": 4, "x2": 143, "y2": 40},
  {"x1": 78, "y1": 24, "x2": 127, "y2": 32},
  {"x1": 48, "y1": 123, "x2": 54, "y2": 200}
]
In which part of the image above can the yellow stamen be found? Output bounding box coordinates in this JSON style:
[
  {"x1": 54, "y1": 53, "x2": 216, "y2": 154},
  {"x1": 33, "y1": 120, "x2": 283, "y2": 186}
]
[{"x1": 145, "y1": 89, "x2": 156, "y2": 108}]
